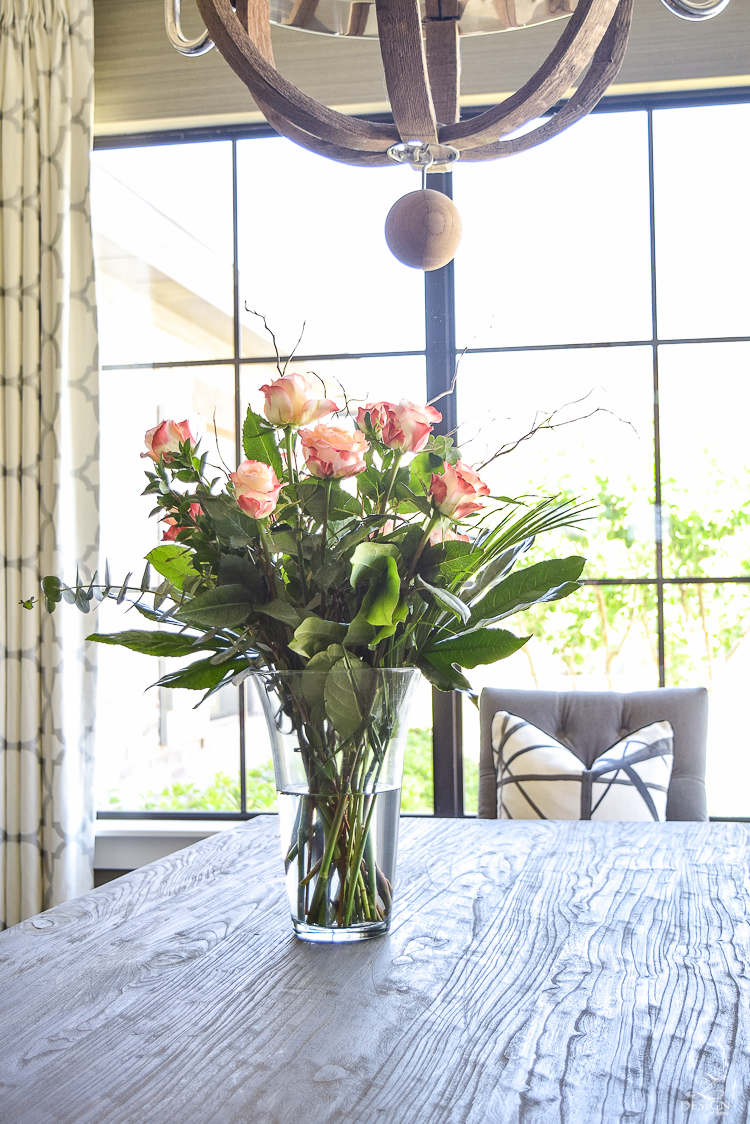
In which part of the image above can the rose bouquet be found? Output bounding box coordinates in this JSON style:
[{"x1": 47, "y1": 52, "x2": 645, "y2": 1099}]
[{"x1": 30, "y1": 367, "x2": 588, "y2": 939}]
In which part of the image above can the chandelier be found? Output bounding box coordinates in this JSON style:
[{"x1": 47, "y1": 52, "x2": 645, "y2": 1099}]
[{"x1": 165, "y1": 0, "x2": 732, "y2": 269}]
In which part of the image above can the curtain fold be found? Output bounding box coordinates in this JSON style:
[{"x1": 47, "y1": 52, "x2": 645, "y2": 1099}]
[{"x1": 1, "y1": 0, "x2": 99, "y2": 928}]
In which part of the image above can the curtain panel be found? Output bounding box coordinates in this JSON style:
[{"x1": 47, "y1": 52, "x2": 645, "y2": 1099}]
[{"x1": 0, "y1": 0, "x2": 99, "y2": 928}]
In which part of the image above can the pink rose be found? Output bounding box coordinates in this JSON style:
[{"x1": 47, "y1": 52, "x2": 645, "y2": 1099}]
[
  {"x1": 299, "y1": 424, "x2": 369, "y2": 479},
  {"x1": 142, "y1": 419, "x2": 194, "y2": 462},
  {"x1": 429, "y1": 526, "x2": 470, "y2": 546},
  {"x1": 356, "y1": 399, "x2": 441, "y2": 454},
  {"x1": 260, "y1": 372, "x2": 338, "y2": 427},
  {"x1": 162, "y1": 502, "x2": 202, "y2": 542},
  {"x1": 229, "y1": 460, "x2": 283, "y2": 519},
  {"x1": 429, "y1": 461, "x2": 490, "y2": 520}
]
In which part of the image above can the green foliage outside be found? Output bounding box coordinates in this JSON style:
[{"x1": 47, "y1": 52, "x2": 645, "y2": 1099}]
[{"x1": 514, "y1": 470, "x2": 750, "y2": 689}]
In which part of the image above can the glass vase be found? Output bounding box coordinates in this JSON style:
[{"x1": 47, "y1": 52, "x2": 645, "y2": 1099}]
[{"x1": 250, "y1": 667, "x2": 419, "y2": 943}]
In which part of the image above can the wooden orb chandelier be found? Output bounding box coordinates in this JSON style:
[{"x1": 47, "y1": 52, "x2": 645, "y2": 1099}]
[{"x1": 166, "y1": 0, "x2": 732, "y2": 269}]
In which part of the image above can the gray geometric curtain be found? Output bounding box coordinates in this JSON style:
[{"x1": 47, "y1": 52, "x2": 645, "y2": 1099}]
[{"x1": 0, "y1": 0, "x2": 99, "y2": 928}]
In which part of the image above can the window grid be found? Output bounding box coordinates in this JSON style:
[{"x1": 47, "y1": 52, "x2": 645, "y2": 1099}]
[{"x1": 95, "y1": 92, "x2": 750, "y2": 821}]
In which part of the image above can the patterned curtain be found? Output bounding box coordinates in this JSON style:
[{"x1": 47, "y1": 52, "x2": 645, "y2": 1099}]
[{"x1": 0, "y1": 0, "x2": 99, "y2": 928}]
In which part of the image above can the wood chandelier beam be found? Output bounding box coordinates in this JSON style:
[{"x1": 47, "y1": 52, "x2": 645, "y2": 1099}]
[{"x1": 194, "y1": 0, "x2": 632, "y2": 167}]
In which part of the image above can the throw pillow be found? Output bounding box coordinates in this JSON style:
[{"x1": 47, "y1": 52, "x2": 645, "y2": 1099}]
[{"x1": 491, "y1": 711, "x2": 674, "y2": 821}]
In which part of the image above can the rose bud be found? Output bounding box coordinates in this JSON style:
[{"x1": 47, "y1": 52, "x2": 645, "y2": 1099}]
[
  {"x1": 356, "y1": 399, "x2": 441, "y2": 455},
  {"x1": 429, "y1": 526, "x2": 471, "y2": 546},
  {"x1": 299, "y1": 424, "x2": 369, "y2": 479},
  {"x1": 142, "y1": 419, "x2": 194, "y2": 462},
  {"x1": 260, "y1": 371, "x2": 338, "y2": 428},
  {"x1": 161, "y1": 502, "x2": 202, "y2": 542},
  {"x1": 229, "y1": 460, "x2": 283, "y2": 519},
  {"x1": 429, "y1": 461, "x2": 490, "y2": 520}
]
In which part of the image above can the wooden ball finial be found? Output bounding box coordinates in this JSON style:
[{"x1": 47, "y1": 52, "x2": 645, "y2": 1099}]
[{"x1": 385, "y1": 189, "x2": 462, "y2": 271}]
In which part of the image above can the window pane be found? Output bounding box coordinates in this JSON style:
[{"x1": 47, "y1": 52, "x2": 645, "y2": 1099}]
[
  {"x1": 92, "y1": 142, "x2": 235, "y2": 366},
  {"x1": 463, "y1": 585, "x2": 660, "y2": 813},
  {"x1": 96, "y1": 364, "x2": 239, "y2": 811},
  {"x1": 659, "y1": 343, "x2": 750, "y2": 578},
  {"x1": 654, "y1": 104, "x2": 750, "y2": 341},
  {"x1": 240, "y1": 355, "x2": 427, "y2": 421},
  {"x1": 236, "y1": 137, "x2": 425, "y2": 357},
  {"x1": 664, "y1": 583, "x2": 750, "y2": 818},
  {"x1": 457, "y1": 347, "x2": 656, "y2": 578},
  {"x1": 453, "y1": 112, "x2": 652, "y2": 349}
]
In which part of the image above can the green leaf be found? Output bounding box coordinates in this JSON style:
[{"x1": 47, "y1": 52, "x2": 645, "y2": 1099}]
[
  {"x1": 298, "y1": 479, "x2": 360, "y2": 524},
  {"x1": 415, "y1": 655, "x2": 472, "y2": 694},
  {"x1": 242, "y1": 408, "x2": 283, "y2": 477},
  {"x1": 217, "y1": 554, "x2": 265, "y2": 597},
  {"x1": 417, "y1": 577, "x2": 471, "y2": 625},
  {"x1": 198, "y1": 493, "x2": 257, "y2": 545},
  {"x1": 356, "y1": 466, "x2": 381, "y2": 503},
  {"x1": 154, "y1": 656, "x2": 246, "y2": 692},
  {"x1": 267, "y1": 530, "x2": 298, "y2": 555},
  {"x1": 467, "y1": 556, "x2": 585, "y2": 628},
  {"x1": 423, "y1": 435, "x2": 460, "y2": 465},
  {"x1": 289, "y1": 617, "x2": 347, "y2": 660},
  {"x1": 303, "y1": 644, "x2": 346, "y2": 706},
  {"x1": 409, "y1": 451, "x2": 443, "y2": 496},
  {"x1": 147, "y1": 544, "x2": 195, "y2": 591},
  {"x1": 462, "y1": 542, "x2": 529, "y2": 602},
  {"x1": 258, "y1": 599, "x2": 303, "y2": 627},
  {"x1": 349, "y1": 541, "x2": 400, "y2": 589},
  {"x1": 324, "y1": 655, "x2": 374, "y2": 741},
  {"x1": 41, "y1": 575, "x2": 63, "y2": 602},
  {"x1": 176, "y1": 584, "x2": 254, "y2": 629},
  {"x1": 87, "y1": 630, "x2": 222, "y2": 657},
  {"x1": 420, "y1": 540, "x2": 477, "y2": 585},
  {"x1": 423, "y1": 627, "x2": 529, "y2": 675}
]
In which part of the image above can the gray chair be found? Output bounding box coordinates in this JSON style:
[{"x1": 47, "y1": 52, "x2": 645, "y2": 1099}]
[{"x1": 478, "y1": 687, "x2": 709, "y2": 822}]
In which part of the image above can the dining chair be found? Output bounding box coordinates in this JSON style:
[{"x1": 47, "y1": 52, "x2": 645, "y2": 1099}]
[{"x1": 478, "y1": 687, "x2": 709, "y2": 821}]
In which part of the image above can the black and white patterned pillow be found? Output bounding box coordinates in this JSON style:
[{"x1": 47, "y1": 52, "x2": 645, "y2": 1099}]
[{"x1": 491, "y1": 711, "x2": 674, "y2": 821}]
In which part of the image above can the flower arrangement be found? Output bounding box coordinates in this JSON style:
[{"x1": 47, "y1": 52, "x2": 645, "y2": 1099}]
[{"x1": 29, "y1": 363, "x2": 588, "y2": 938}]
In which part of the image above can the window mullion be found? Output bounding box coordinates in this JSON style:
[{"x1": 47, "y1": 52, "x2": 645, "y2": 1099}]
[{"x1": 424, "y1": 170, "x2": 463, "y2": 817}]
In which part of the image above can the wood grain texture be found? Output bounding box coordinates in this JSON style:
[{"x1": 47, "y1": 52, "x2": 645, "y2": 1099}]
[
  {"x1": 375, "y1": 0, "x2": 438, "y2": 143},
  {"x1": 2, "y1": 818, "x2": 750, "y2": 1124},
  {"x1": 196, "y1": 0, "x2": 399, "y2": 150},
  {"x1": 460, "y1": 0, "x2": 633, "y2": 161},
  {"x1": 440, "y1": 0, "x2": 620, "y2": 149},
  {"x1": 424, "y1": 0, "x2": 461, "y2": 127}
]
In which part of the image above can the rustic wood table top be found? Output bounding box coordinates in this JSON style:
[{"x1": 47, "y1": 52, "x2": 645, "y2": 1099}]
[{"x1": 1, "y1": 817, "x2": 749, "y2": 1124}]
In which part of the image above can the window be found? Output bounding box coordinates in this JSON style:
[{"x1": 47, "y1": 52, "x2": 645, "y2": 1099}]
[{"x1": 92, "y1": 93, "x2": 750, "y2": 822}]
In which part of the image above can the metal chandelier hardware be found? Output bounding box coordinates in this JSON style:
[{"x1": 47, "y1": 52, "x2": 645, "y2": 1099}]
[{"x1": 164, "y1": 0, "x2": 733, "y2": 267}]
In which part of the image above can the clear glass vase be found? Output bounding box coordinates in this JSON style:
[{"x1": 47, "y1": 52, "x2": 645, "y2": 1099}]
[{"x1": 250, "y1": 667, "x2": 420, "y2": 943}]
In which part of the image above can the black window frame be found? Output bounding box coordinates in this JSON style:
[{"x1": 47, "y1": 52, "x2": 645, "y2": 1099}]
[{"x1": 94, "y1": 85, "x2": 750, "y2": 823}]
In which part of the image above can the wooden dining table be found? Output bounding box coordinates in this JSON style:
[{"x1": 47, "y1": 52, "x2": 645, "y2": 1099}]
[{"x1": 1, "y1": 816, "x2": 749, "y2": 1124}]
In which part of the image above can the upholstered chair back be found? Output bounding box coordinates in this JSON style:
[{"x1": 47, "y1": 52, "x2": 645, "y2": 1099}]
[{"x1": 478, "y1": 687, "x2": 709, "y2": 822}]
